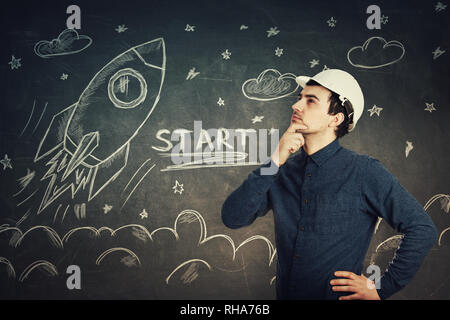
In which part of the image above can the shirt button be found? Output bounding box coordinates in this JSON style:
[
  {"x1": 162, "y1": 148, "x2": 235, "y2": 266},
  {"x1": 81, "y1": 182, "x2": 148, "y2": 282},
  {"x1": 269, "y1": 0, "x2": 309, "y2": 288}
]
[
  {"x1": 304, "y1": 199, "x2": 308, "y2": 204},
  {"x1": 299, "y1": 226, "x2": 305, "y2": 231},
  {"x1": 307, "y1": 173, "x2": 312, "y2": 177},
  {"x1": 295, "y1": 254, "x2": 300, "y2": 258},
  {"x1": 258, "y1": 192, "x2": 262, "y2": 195}
]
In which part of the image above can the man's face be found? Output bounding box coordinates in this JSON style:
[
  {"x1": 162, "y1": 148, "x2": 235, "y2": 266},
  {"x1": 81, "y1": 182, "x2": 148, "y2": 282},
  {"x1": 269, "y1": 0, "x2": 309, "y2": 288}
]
[{"x1": 291, "y1": 85, "x2": 337, "y2": 135}]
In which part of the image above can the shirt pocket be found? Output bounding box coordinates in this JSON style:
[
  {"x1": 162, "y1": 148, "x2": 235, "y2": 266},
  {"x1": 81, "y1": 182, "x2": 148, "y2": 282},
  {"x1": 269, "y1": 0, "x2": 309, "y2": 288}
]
[{"x1": 313, "y1": 193, "x2": 360, "y2": 234}]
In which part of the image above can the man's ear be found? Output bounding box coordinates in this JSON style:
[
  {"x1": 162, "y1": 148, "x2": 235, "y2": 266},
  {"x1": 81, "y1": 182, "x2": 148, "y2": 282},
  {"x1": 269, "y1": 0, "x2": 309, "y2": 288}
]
[{"x1": 330, "y1": 112, "x2": 345, "y2": 128}]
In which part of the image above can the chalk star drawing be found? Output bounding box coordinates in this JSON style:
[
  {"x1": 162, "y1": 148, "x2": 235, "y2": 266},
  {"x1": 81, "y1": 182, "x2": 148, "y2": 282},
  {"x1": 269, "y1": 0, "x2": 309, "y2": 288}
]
[
  {"x1": 217, "y1": 97, "x2": 225, "y2": 106},
  {"x1": 240, "y1": 25, "x2": 248, "y2": 30},
  {"x1": 172, "y1": 180, "x2": 184, "y2": 194},
  {"x1": 0, "y1": 154, "x2": 13, "y2": 170},
  {"x1": 115, "y1": 25, "x2": 128, "y2": 33},
  {"x1": 432, "y1": 47, "x2": 445, "y2": 60},
  {"x1": 221, "y1": 49, "x2": 231, "y2": 60},
  {"x1": 251, "y1": 115, "x2": 264, "y2": 124},
  {"x1": 405, "y1": 141, "x2": 414, "y2": 158},
  {"x1": 381, "y1": 15, "x2": 389, "y2": 24},
  {"x1": 327, "y1": 17, "x2": 337, "y2": 27},
  {"x1": 8, "y1": 55, "x2": 22, "y2": 70},
  {"x1": 309, "y1": 59, "x2": 320, "y2": 68},
  {"x1": 266, "y1": 27, "x2": 280, "y2": 38},
  {"x1": 275, "y1": 47, "x2": 284, "y2": 57},
  {"x1": 368, "y1": 105, "x2": 383, "y2": 117},
  {"x1": 186, "y1": 67, "x2": 200, "y2": 80},
  {"x1": 60, "y1": 73, "x2": 68, "y2": 80},
  {"x1": 103, "y1": 204, "x2": 113, "y2": 214},
  {"x1": 322, "y1": 65, "x2": 330, "y2": 71},
  {"x1": 139, "y1": 209, "x2": 148, "y2": 219},
  {"x1": 424, "y1": 102, "x2": 437, "y2": 113},
  {"x1": 435, "y1": 2, "x2": 447, "y2": 12},
  {"x1": 185, "y1": 24, "x2": 195, "y2": 32}
]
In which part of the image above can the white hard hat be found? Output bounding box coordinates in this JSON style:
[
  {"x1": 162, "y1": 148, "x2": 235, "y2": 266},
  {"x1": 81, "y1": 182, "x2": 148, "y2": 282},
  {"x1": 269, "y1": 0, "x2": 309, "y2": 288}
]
[{"x1": 295, "y1": 69, "x2": 364, "y2": 132}]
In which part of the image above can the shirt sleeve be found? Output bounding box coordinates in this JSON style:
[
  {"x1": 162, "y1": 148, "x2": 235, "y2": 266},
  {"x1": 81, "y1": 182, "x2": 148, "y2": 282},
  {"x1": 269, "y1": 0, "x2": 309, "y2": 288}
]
[
  {"x1": 362, "y1": 157, "x2": 438, "y2": 300},
  {"x1": 221, "y1": 158, "x2": 280, "y2": 229}
]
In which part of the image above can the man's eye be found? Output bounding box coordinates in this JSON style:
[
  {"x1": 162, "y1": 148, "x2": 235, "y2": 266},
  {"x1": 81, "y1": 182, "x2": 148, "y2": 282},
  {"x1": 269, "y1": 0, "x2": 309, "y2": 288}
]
[{"x1": 307, "y1": 99, "x2": 315, "y2": 104}]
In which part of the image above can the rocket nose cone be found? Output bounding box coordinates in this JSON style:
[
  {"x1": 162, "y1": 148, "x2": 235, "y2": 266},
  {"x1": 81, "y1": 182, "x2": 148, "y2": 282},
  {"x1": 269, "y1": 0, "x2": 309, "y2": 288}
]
[{"x1": 133, "y1": 38, "x2": 165, "y2": 70}]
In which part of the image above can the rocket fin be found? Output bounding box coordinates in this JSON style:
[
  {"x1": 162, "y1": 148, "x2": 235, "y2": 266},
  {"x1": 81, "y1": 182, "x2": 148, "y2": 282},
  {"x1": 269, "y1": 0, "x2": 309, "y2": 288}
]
[
  {"x1": 34, "y1": 103, "x2": 77, "y2": 163},
  {"x1": 88, "y1": 142, "x2": 130, "y2": 201},
  {"x1": 62, "y1": 131, "x2": 99, "y2": 181}
]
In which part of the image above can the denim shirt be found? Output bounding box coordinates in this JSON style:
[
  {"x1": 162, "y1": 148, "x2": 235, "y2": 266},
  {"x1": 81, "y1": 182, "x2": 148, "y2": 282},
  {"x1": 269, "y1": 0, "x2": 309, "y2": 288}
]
[{"x1": 221, "y1": 138, "x2": 438, "y2": 300}]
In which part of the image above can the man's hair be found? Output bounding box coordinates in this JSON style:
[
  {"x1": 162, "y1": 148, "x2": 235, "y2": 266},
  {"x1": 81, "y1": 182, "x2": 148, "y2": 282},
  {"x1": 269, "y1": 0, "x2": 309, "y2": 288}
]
[{"x1": 306, "y1": 80, "x2": 354, "y2": 138}]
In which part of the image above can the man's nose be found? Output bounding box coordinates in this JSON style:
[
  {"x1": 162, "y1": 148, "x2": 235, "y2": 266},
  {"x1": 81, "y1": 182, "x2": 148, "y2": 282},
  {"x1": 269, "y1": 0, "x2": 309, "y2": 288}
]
[{"x1": 292, "y1": 100, "x2": 304, "y2": 113}]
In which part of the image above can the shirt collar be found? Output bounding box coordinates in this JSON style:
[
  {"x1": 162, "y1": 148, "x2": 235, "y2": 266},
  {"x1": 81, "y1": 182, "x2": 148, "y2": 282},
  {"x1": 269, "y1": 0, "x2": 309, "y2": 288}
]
[{"x1": 302, "y1": 138, "x2": 342, "y2": 167}]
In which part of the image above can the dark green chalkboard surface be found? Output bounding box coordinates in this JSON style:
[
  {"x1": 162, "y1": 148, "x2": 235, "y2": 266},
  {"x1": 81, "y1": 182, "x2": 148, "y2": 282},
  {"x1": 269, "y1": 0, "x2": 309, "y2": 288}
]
[{"x1": 0, "y1": 0, "x2": 449, "y2": 299}]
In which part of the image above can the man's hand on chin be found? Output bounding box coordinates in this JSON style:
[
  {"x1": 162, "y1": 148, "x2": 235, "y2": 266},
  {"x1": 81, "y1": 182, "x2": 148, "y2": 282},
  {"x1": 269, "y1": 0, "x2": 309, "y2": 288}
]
[{"x1": 330, "y1": 271, "x2": 381, "y2": 300}]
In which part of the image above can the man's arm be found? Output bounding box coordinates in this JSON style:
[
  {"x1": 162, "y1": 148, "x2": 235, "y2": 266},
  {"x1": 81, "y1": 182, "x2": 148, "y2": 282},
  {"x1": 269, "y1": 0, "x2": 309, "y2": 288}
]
[
  {"x1": 362, "y1": 157, "x2": 438, "y2": 299},
  {"x1": 221, "y1": 159, "x2": 279, "y2": 229},
  {"x1": 222, "y1": 122, "x2": 306, "y2": 229}
]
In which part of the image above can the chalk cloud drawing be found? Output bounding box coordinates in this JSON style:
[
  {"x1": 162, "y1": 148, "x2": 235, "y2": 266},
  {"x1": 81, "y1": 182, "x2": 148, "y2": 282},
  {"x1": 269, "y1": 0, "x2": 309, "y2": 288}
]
[
  {"x1": 18, "y1": 38, "x2": 165, "y2": 222},
  {"x1": 18, "y1": 260, "x2": 58, "y2": 282},
  {"x1": 242, "y1": 69, "x2": 298, "y2": 101},
  {"x1": 424, "y1": 193, "x2": 450, "y2": 246},
  {"x1": 0, "y1": 209, "x2": 277, "y2": 290},
  {"x1": 347, "y1": 37, "x2": 405, "y2": 69},
  {"x1": 96, "y1": 247, "x2": 141, "y2": 267},
  {"x1": 240, "y1": 25, "x2": 249, "y2": 30},
  {"x1": 34, "y1": 29, "x2": 93, "y2": 58},
  {"x1": 0, "y1": 257, "x2": 15, "y2": 279},
  {"x1": 8, "y1": 55, "x2": 22, "y2": 69},
  {"x1": 367, "y1": 105, "x2": 383, "y2": 117}
]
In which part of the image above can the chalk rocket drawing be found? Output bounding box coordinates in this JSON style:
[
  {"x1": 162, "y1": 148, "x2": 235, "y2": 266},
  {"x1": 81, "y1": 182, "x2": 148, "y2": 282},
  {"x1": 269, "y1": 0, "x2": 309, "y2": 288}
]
[
  {"x1": 28, "y1": 38, "x2": 166, "y2": 215},
  {"x1": 347, "y1": 37, "x2": 405, "y2": 69}
]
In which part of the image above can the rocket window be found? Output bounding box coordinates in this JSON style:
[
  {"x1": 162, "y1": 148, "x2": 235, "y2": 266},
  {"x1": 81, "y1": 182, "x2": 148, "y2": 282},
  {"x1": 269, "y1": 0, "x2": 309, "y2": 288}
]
[{"x1": 108, "y1": 68, "x2": 148, "y2": 109}]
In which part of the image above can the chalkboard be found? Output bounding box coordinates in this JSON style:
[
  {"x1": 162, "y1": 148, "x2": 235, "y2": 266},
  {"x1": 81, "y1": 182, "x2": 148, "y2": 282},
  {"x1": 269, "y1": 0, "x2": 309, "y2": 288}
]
[{"x1": 0, "y1": 0, "x2": 449, "y2": 300}]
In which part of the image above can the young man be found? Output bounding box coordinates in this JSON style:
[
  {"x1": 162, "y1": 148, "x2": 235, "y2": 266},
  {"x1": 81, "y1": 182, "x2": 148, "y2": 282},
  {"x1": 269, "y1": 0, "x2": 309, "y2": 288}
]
[{"x1": 221, "y1": 69, "x2": 438, "y2": 300}]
